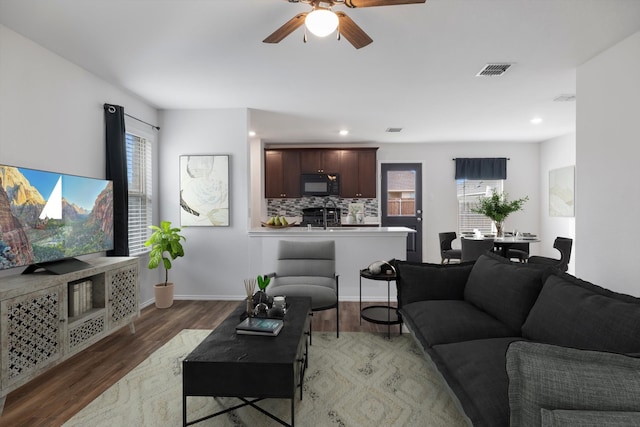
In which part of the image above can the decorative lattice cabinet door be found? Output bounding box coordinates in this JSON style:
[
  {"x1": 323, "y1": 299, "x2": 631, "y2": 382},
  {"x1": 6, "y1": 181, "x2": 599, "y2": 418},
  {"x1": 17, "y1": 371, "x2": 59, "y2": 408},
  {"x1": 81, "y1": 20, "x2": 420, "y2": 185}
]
[
  {"x1": 0, "y1": 285, "x2": 65, "y2": 390},
  {"x1": 106, "y1": 263, "x2": 139, "y2": 331}
]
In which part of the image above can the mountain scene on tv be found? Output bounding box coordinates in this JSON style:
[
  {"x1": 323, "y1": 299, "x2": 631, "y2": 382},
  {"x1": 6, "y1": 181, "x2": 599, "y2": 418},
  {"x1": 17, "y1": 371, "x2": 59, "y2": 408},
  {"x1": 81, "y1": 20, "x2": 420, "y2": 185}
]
[{"x1": 0, "y1": 166, "x2": 114, "y2": 270}]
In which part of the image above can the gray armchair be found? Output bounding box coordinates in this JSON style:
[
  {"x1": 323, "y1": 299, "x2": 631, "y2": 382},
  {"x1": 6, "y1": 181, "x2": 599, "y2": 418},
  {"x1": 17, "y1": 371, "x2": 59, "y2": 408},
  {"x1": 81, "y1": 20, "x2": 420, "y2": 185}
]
[
  {"x1": 507, "y1": 341, "x2": 640, "y2": 426},
  {"x1": 266, "y1": 240, "x2": 339, "y2": 338}
]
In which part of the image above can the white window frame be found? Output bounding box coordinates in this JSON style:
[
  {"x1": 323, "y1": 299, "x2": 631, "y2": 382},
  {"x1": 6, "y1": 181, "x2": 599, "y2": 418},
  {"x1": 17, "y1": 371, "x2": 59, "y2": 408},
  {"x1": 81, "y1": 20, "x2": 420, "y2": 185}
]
[
  {"x1": 457, "y1": 179, "x2": 504, "y2": 235},
  {"x1": 125, "y1": 120, "x2": 153, "y2": 256}
]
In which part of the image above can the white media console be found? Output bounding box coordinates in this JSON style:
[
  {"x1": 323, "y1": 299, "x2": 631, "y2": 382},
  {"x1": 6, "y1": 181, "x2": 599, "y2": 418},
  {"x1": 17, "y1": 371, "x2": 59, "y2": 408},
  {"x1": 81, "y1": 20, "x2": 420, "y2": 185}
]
[{"x1": 0, "y1": 256, "x2": 139, "y2": 414}]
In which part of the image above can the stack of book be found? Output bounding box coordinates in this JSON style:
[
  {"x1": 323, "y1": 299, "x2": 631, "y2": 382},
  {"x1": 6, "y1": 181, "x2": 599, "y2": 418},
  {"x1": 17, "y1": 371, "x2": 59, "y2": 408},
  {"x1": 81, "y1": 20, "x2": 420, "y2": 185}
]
[
  {"x1": 68, "y1": 279, "x2": 93, "y2": 317},
  {"x1": 235, "y1": 317, "x2": 284, "y2": 336}
]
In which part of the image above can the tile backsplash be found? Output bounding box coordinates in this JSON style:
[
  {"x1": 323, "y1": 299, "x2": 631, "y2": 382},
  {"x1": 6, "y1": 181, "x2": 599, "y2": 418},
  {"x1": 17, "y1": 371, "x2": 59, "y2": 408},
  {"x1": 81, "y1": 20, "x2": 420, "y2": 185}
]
[{"x1": 267, "y1": 197, "x2": 378, "y2": 219}]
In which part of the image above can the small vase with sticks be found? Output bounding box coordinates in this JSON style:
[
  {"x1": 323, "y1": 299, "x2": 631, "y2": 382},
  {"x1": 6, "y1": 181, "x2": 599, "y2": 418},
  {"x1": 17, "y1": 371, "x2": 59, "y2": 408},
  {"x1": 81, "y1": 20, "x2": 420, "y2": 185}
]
[{"x1": 244, "y1": 278, "x2": 256, "y2": 317}]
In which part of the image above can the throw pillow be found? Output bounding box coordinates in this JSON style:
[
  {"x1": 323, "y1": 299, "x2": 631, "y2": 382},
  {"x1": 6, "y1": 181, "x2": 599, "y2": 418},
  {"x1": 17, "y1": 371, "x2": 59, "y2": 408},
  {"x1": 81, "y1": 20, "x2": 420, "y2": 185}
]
[
  {"x1": 463, "y1": 252, "x2": 551, "y2": 332},
  {"x1": 506, "y1": 341, "x2": 640, "y2": 427},
  {"x1": 522, "y1": 273, "x2": 640, "y2": 353},
  {"x1": 394, "y1": 260, "x2": 474, "y2": 307}
]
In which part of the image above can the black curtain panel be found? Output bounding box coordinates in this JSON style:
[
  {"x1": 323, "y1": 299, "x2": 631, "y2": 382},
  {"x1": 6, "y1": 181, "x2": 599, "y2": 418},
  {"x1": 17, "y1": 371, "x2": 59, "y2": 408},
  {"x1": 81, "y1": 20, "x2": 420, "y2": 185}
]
[
  {"x1": 104, "y1": 103, "x2": 129, "y2": 256},
  {"x1": 455, "y1": 158, "x2": 507, "y2": 180}
]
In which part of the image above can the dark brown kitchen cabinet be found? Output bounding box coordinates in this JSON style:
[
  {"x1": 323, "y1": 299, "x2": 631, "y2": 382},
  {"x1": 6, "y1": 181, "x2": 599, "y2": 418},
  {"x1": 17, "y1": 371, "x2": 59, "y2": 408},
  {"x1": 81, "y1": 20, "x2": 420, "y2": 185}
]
[
  {"x1": 339, "y1": 149, "x2": 377, "y2": 198},
  {"x1": 300, "y1": 150, "x2": 341, "y2": 174},
  {"x1": 265, "y1": 150, "x2": 300, "y2": 198},
  {"x1": 265, "y1": 147, "x2": 377, "y2": 198}
]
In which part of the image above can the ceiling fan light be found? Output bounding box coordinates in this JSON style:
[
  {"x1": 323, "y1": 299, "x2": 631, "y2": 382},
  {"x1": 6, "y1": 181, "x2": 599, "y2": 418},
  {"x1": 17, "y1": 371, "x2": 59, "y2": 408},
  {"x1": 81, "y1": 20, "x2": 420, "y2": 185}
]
[{"x1": 305, "y1": 9, "x2": 338, "y2": 38}]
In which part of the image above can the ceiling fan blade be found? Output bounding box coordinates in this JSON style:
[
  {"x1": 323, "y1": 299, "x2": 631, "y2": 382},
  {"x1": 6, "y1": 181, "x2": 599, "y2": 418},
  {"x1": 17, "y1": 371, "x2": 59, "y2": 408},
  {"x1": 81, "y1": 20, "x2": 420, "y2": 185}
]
[
  {"x1": 344, "y1": 0, "x2": 426, "y2": 8},
  {"x1": 263, "y1": 13, "x2": 308, "y2": 44},
  {"x1": 336, "y1": 12, "x2": 373, "y2": 49}
]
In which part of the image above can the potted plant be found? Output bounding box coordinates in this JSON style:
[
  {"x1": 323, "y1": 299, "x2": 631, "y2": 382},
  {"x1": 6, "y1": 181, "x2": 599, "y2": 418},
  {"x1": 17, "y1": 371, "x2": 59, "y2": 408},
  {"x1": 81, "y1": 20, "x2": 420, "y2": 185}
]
[
  {"x1": 253, "y1": 274, "x2": 272, "y2": 307},
  {"x1": 144, "y1": 220, "x2": 186, "y2": 308},
  {"x1": 471, "y1": 190, "x2": 529, "y2": 237}
]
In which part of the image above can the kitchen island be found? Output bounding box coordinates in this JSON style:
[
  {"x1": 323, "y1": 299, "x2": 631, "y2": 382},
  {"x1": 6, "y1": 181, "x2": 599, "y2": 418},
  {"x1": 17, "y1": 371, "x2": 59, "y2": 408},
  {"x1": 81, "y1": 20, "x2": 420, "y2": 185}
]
[{"x1": 248, "y1": 226, "x2": 414, "y2": 301}]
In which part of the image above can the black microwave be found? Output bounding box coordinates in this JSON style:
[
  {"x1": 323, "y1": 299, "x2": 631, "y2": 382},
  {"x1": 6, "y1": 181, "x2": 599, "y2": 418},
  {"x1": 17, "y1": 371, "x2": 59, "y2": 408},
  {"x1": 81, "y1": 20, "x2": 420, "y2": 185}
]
[{"x1": 300, "y1": 173, "x2": 340, "y2": 196}]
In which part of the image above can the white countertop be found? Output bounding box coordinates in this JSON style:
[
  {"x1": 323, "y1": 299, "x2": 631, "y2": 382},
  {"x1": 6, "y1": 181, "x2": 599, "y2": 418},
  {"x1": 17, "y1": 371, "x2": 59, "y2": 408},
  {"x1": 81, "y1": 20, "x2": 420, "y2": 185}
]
[
  {"x1": 249, "y1": 226, "x2": 415, "y2": 236},
  {"x1": 248, "y1": 226, "x2": 411, "y2": 300}
]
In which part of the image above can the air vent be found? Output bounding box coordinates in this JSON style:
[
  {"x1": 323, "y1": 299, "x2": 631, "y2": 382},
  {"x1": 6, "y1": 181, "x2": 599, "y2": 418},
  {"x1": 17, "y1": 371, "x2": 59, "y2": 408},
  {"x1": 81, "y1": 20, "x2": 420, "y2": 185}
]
[
  {"x1": 476, "y1": 63, "x2": 512, "y2": 77},
  {"x1": 553, "y1": 94, "x2": 576, "y2": 102},
  {"x1": 385, "y1": 127, "x2": 403, "y2": 133}
]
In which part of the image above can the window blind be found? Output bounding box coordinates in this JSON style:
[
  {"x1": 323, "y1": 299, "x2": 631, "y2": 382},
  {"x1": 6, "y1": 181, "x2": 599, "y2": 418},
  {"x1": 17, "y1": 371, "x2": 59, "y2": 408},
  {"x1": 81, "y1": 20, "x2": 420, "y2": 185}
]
[
  {"x1": 126, "y1": 132, "x2": 152, "y2": 256},
  {"x1": 457, "y1": 179, "x2": 503, "y2": 234}
]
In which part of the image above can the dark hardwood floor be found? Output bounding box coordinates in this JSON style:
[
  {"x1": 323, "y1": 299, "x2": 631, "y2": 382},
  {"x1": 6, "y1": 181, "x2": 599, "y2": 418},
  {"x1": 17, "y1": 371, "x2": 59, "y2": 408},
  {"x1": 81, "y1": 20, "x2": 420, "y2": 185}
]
[{"x1": 0, "y1": 300, "x2": 399, "y2": 427}]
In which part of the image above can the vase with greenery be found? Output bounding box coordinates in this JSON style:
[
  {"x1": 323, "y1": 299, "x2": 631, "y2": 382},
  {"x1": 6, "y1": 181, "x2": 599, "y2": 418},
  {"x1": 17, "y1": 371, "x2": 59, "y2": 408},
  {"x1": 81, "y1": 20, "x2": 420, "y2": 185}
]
[
  {"x1": 144, "y1": 220, "x2": 186, "y2": 308},
  {"x1": 471, "y1": 190, "x2": 529, "y2": 237}
]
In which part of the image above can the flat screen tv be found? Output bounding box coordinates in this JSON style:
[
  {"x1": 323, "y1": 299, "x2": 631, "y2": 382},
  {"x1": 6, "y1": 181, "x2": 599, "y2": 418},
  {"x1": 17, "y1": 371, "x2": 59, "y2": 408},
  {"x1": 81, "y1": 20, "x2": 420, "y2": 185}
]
[{"x1": 0, "y1": 164, "x2": 113, "y2": 274}]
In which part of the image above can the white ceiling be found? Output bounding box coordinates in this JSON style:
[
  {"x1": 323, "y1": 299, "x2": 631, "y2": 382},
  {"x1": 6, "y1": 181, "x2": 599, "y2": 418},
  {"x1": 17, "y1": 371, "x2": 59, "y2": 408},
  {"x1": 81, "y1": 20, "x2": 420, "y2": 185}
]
[{"x1": 1, "y1": 0, "x2": 640, "y2": 144}]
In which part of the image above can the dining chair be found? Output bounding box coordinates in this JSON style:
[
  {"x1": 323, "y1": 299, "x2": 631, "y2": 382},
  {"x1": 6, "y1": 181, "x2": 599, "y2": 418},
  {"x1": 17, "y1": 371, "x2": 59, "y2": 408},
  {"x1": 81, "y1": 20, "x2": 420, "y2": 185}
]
[
  {"x1": 507, "y1": 242, "x2": 530, "y2": 263},
  {"x1": 439, "y1": 232, "x2": 462, "y2": 264},
  {"x1": 461, "y1": 238, "x2": 495, "y2": 262},
  {"x1": 265, "y1": 240, "x2": 339, "y2": 338},
  {"x1": 528, "y1": 237, "x2": 573, "y2": 272}
]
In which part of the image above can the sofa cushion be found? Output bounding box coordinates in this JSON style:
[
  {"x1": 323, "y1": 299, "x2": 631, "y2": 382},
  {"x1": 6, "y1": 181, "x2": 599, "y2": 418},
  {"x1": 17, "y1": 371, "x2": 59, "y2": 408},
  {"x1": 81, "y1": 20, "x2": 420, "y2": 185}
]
[
  {"x1": 431, "y1": 337, "x2": 524, "y2": 427},
  {"x1": 522, "y1": 273, "x2": 640, "y2": 352},
  {"x1": 463, "y1": 252, "x2": 550, "y2": 332},
  {"x1": 506, "y1": 341, "x2": 640, "y2": 427},
  {"x1": 395, "y1": 260, "x2": 474, "y2": 307},
  {"x1": 400, "y1": 300, "x2": 517, "y2": 347},
  {"x1": 540, "y1": 409, "x2": 640, "y2": 427}
]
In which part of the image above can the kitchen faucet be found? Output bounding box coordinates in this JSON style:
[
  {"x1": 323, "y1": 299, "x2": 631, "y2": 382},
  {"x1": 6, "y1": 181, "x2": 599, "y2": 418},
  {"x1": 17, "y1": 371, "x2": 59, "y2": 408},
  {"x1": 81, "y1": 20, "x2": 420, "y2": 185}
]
[{"x1": 322, "y1": 198, "x2": 338, "y2": 230}]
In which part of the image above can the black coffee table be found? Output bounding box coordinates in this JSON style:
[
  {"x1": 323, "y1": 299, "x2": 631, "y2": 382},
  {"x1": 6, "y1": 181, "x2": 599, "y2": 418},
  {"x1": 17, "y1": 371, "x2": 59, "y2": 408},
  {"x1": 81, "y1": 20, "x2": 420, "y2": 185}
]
[{"x1": 182, "y1": 296, "x2": 312, "y2": 427}]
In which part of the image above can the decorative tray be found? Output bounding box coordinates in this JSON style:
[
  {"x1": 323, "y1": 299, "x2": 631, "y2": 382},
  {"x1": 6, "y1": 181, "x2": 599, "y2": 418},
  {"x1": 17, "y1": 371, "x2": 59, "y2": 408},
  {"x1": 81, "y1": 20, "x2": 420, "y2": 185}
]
[{"x1": 261, "y1": 221, "x2": 297, "y2": 228}]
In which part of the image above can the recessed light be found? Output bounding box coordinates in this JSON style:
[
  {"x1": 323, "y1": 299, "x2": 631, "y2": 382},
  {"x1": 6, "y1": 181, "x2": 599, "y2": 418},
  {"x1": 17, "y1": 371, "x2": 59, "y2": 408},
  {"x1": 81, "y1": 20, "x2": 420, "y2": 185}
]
[
  {"x1": 248, "y1": 131, "x2": 256, "y2": 137},
  {"x1": 530, "y1": 117, "x2": 542, "y2": 125},
  {"x1": 339, "y1": 130, "x2": 349, "y2": 136}
]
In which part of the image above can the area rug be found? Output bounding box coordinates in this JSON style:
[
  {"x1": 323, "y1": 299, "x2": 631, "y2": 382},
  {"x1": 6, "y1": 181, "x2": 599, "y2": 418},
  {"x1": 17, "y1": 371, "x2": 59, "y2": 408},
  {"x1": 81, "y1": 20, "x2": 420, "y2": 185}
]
[{"x1": 63, "y1": 330, "x2": 466, "y2": 427}]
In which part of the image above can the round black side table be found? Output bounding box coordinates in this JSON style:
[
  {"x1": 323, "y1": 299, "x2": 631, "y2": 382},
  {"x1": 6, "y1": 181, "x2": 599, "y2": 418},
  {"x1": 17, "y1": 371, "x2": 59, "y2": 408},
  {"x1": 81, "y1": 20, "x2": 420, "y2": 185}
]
[{"x1": 359, "y1": 268, "x2": 402, "y2": 339}]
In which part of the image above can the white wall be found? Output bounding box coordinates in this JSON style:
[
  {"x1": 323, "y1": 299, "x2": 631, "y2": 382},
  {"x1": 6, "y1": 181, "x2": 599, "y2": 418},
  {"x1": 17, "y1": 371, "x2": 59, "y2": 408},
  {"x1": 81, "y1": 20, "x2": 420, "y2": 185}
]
[
  {"x1": 539, "y1": 133, "x2": 576, "y2": 274},
  {"x1": 7, "y1": 18, "x2": 635, "y2": 301},
  {"x1": 158, "y1": 109, "x2": 254, "y2": 301},
  {"x1": 378, "y1": 142, "x2": 541, "y2": 264},
  {"x1": 0, "y1": 25, "x2": 157, "y2": 176},
  {"x1": 576, "y1": 30, "x2": 640, "y2": 296},
  {"x1": 0, "y1": 25, "x2": 159, "y2": 302}
]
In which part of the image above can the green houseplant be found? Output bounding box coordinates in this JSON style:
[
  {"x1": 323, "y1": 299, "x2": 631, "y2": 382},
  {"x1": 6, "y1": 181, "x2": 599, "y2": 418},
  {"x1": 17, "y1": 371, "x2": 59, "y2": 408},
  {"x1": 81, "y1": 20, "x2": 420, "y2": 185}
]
[
  {"x1": 471, "y1": 190, "x2": 529, "y2": 237},
  {"x1": 144, "y1": 220, "x2": 186, "y2": 308},
  {"x1": 253, "y1": 274, "x2": 272, "y2": 307}
]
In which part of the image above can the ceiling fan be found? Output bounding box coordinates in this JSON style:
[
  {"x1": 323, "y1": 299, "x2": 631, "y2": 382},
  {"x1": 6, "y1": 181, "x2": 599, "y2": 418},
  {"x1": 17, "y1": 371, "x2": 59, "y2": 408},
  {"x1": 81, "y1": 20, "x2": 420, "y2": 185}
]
[{"x1": 263, "y1": 0, "x2": 427, "y2": 49}]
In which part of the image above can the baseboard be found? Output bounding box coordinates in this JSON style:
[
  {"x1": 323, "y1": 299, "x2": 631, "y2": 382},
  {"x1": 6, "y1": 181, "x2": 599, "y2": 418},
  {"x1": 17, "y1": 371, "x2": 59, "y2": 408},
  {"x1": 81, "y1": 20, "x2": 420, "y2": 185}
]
[{"x1": 141, "y1": 295, "x2": 395, "y2": 308}]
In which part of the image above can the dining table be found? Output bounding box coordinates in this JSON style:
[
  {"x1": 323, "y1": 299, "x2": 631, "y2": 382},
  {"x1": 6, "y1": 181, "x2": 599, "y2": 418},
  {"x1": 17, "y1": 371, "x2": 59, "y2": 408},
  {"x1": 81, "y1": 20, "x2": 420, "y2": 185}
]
[{"x1": 462, "y1": 234, "x2": 541, "y2": 258}]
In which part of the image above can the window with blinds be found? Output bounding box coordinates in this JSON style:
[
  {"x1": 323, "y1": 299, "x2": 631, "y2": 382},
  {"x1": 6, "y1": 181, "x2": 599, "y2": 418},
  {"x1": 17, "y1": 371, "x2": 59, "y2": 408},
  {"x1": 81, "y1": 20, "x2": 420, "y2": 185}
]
[
  {"x1": 457, "y1": 179, "x2": 503, "y2": 234},
  {"x1": 126, "y1": 132, "x2": 152, "y2": 255}
]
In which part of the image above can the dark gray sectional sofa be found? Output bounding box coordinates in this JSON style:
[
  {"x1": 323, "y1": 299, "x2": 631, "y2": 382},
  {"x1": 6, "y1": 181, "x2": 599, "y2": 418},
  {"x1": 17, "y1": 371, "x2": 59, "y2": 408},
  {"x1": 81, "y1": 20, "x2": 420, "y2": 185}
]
[{"x1": 395, "y1": 252, "x2": 640, "y2": 427}]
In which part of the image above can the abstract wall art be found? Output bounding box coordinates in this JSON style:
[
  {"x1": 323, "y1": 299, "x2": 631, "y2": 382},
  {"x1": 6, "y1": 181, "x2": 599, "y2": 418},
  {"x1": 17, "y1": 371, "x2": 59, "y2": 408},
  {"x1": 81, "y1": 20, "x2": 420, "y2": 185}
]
[
  {"x1": 549, "y1": 165, "x2": 574, "y2": 217},
  {"x1": 180, "y1": 155, "x2": 229, "y2": 226}
]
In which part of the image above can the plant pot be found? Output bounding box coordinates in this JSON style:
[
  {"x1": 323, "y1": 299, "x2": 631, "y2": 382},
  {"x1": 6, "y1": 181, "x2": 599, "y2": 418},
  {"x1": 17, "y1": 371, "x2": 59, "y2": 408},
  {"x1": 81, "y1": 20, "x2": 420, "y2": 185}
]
[
  {"x1": 252, "y1": 290, "x2": 273, "y2": 307},
  {"x1": 154, "y1": 283, "x2": 174, "y2": 308}
]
